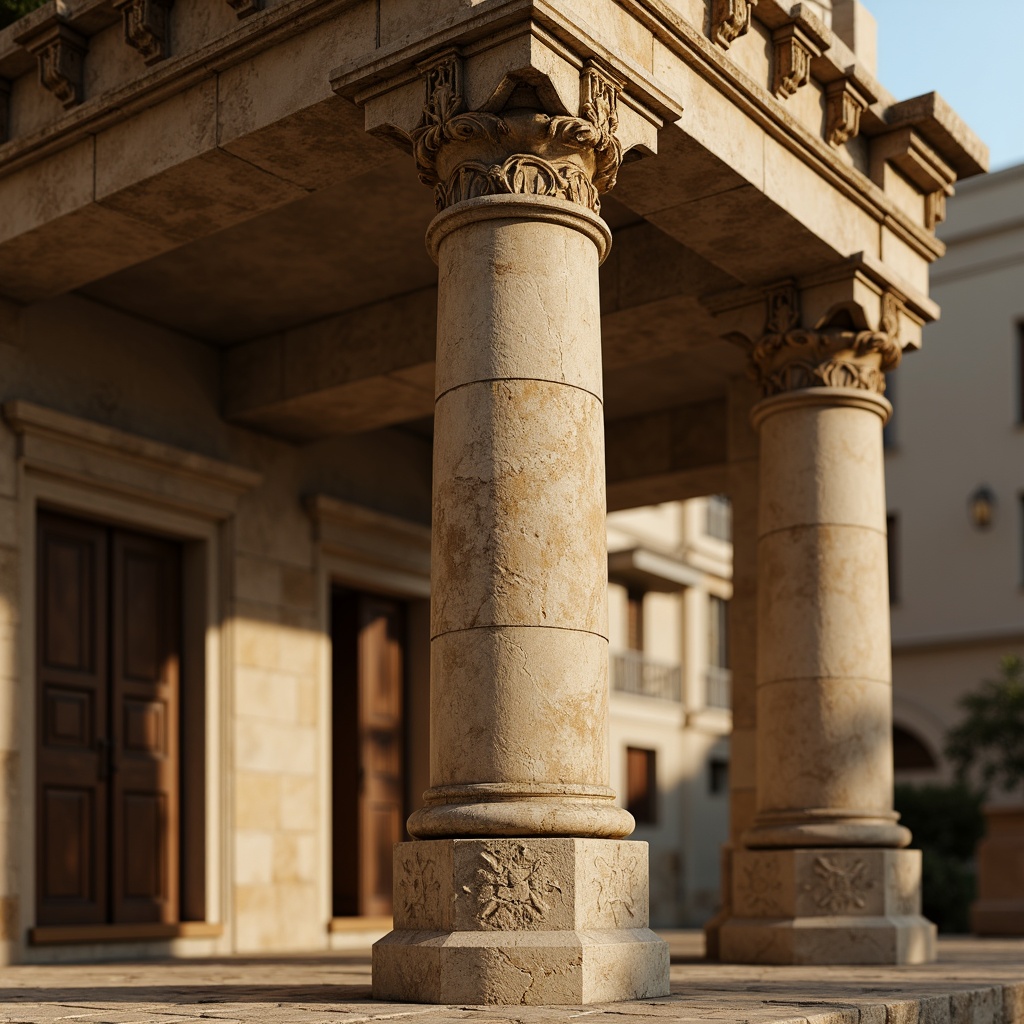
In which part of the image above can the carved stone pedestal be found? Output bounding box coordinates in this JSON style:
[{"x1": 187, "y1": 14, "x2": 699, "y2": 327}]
[
  {"x1": 373, "y1": 839, "x2": 668, "y2": 1004},
  {"x1": 719, "y1": 847, "x2": 936, "y2": 965}
]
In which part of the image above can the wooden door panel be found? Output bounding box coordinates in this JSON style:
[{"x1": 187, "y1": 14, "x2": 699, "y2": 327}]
[
  {"x1": 41, "y1": 786, "x2": 94, "y2": 903},
  {"x1": 364, "y1": 802, "x2": 400, "y2": 911},
  {"x1": 43, "y1": 686, "x2": 94, "y2": 748},
  {"x1": 122, "y1": 791, "x2": 167, "y2": 900},
  {"x1": 111, "y1": 531, "x2": 180, "y2": 925},
  {"x1": 36, "y1": 513, "x2": 108, "y2": 926},
  {"x1": 357, "y1": 597, "x2": 404, "y2": 918},
  {"x1": 41, "y1": 536, "x2": 97, "y2": 675}
]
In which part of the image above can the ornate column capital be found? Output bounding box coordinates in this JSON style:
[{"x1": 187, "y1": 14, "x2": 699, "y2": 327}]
[
  {"x1": 333, "y1": 24, "x2": 679, "y2": 215},
  {"x1": 749, "y1": 282, "x2": 903, "y2": 398},
  {"x1": 410, "y1": 53, "x2": 623, "y2": 214}
]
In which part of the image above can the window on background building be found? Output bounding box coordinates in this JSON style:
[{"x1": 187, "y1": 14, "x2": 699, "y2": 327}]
[
  {"x1": 706, "y1": 494, "x2": 732, "y2": 542},
  {"x1": 883, "y1": 369, "x2": 897, "y2": 449},
  {"x1": 887, "y1": 513, "x2": 900, "y2": 604},
  {"x1": 626, "y1": 747, "x2": 657, "y2": 824},
  {"x1": 626, "y1": 588, "x2": 644, "y2": 652},
  {"x1": 1020, "y1": 495, "x2": 1024, "y2": 585},
  {"x1": 708, "y1": 758, "x2": 729, "y2": 795},
  {"x1": 1017, "y1": 323, "x2": 1024, "y2": 424},
  {"x1": 708, "y1": 595, "x2": 729, "y2": 670},
  {"x1": 892, "y1": 725, "x2": 937, "y2": 771}
]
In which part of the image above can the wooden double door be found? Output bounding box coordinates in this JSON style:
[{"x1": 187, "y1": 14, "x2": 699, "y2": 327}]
[
  {"x1": 332, "y1": 590, "x2": 406, "y2": 918},
  {"x1": 36, "y1": 512, "x2": 181, "y2": 927}
]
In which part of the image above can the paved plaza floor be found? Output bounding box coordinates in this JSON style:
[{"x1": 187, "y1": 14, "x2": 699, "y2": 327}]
[{"x1": 1, "y1": 934, "x2": 1022, "y2": 1024}]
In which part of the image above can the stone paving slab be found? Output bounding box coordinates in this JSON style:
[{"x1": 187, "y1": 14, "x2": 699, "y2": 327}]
[{"x1": 0, "y1": 936, "x2": 1021, "y2": 1024}]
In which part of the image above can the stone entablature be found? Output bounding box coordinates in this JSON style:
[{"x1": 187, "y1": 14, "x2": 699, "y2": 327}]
[{"x1": 0, "y1": 0, "x2": 984, "y2": 237}]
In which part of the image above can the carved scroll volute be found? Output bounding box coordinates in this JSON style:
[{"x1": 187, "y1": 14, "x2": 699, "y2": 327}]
[
  {"x1": 712, "y1": 0, "x2": 759, "y2": 49},
  {"x1": 750, "y1": 283, "x2": 903, "y2": 398},
  {"x1": 409, "y1": 52, "x2": 625, "y2": 215},
  {"x1": 17, "y1": 22, "x2": 88, "y2": 110},
  {"x1": 114, "y1": 0, "x2": 174, "y2": 66}
]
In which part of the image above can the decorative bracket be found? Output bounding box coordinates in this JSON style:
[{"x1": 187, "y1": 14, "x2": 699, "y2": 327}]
[
  {"x1": 227, "y1": 0, "x2": 262, "y2": 16},
  {"x1": 0, "y1": 80, "x2": 9, "y2": 145},
  {"x1": 825, "y1": 73, "x2": 876, "y2": 148},
  {"x1": 15, "y1": 19, "x2": 88, "y2": 111},
  {"x1": 113, "y1": 0, "x2": 174, "y2": 66},
  {"x1": 772, "y1": 21, "x2": 826, "y2": 98},
  {"x1": 711, "y1": 0, "x2": 759, "y2": 49},
  {"x1": 869, "y1": 127, "x2": 955, "y2": 233}
]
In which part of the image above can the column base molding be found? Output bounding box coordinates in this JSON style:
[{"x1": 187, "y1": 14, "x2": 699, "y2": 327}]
[
  {"x1": 373, "y1": 838, "x2": 669, "y2": 1004},
  {"x1": 718, "y1": 847, "x2": 936, "y2": 965}
]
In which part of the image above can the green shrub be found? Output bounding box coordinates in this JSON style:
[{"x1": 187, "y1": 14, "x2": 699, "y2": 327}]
[
  {"x1": 894, "y1": 782, "x2": 984, "y2": 933},
  {"x1": 945, "y1": 655, "x2": 1024, "y2": 800},
  {"x1": 0, "y1": 0, "x2": 47, "y2": 29}
]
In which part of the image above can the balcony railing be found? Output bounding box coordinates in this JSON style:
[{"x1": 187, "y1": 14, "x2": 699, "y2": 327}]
[
  {"x1": 705, "y1": 665, "x2": 732, "y2": 709},
  {"x1": 610, "y1": 649, "x2": 682, "y2": 702}
]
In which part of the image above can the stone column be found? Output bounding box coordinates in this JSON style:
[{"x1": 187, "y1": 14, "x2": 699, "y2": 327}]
[
  {"x1": 371, "y1": 54, "x2": 668, "y2": 1005},
  {"x1": 719, "y1": 283, "x2": 936, "y2": 965},
  {"x1": 704, "y1": 378, "x2": 760, "y2": 960}
]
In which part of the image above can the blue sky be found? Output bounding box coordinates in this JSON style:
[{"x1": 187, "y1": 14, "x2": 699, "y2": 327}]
[{"x1": 868, "y1": 1, "x2": 1024, "y2": 171}]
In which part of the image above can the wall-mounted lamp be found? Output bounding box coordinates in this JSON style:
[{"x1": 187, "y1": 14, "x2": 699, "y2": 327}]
[{"x1": 968, "y1": 485, "x2": 996, "y2": 530}]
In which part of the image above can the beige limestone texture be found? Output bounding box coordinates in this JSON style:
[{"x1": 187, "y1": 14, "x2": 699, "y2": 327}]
[
  {"x1": 430, "y1": 380, "x2": 608, "y2": 638},
  {"x1": 413, "y1": 194, "x2": 632, "y2": 843},
  {"x1": 747, "y1": 387, "x2": 906, "y2": 851},
  {"x1": 721, "y1": 847, "x2": 935, "y2": 964},
  {"x1": 373, "y1": 838, "x2": 668, "y2": 1004}
]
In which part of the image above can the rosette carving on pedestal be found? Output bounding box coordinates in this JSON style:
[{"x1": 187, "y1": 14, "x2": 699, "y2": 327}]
[
  {"x1": 410, "y1": 53, "x2": 623, "y2": 213},
  {"x1": 750, "y1": 283, "x2": 903, "y2": 397}
]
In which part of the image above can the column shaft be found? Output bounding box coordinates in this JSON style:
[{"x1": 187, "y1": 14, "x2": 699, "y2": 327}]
[
  {"x1": 747, "y1": 388, "x2": 907, "y2": 849},
  {"x1": 409, "y1": 197, "x2": 631, "y2": 840}
]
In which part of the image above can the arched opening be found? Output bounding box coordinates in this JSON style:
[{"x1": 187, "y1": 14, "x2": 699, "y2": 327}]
[{"x1": 893, "y1": 724, "x2": 938, "y2": 771}]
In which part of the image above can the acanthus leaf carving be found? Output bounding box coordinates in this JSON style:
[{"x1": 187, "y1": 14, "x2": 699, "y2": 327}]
[
  {"x1": 410, "y1": 53, "x2": 622, "y2": 214},
  {"x1": 113, "y1": 0, "x2": 174, "y2": 66},
  {"x1": 711, "y1": 0, "x2": 758, "y2": 49},
  {"x1": 750, "y1": 284, "x2": 903, "y2": 398},
  {"x1": 18, "y1": 22, "x2": 88, "y2": 110}
]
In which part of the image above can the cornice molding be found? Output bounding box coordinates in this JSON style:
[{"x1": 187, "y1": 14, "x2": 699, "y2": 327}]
[
  {"x1": 307, "y1": 494, "x2": 430, "y2": 595},
  {"x1": 618, "y1": 0, "x2": 948, "y2": 262},
  {"x1": 3, "y1": 400, "x2": 262, "y2": 521}
]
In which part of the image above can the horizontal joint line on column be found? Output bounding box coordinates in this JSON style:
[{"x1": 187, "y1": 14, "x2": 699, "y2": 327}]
[
  {"x1": 759, "y1": 675, "x2": 892, "y2": 689},
  {"x1": 758, "y1": 522, "x2": 888, "y2": 543},
  {"x1": 431, "y1": 624, "x2": 608, "y2": 643},
  {"x1": 434, "y1": 378, "x2": 604, "y2": 406}
]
